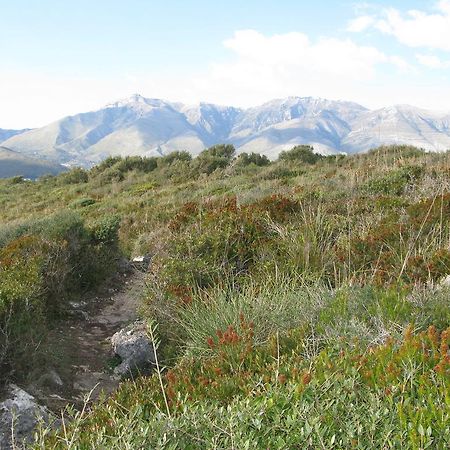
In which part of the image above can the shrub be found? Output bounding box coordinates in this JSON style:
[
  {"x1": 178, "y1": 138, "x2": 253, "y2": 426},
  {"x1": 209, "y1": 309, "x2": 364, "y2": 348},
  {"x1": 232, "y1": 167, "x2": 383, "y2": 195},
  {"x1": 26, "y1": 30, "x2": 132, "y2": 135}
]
[
  {"x1": 90, "y1": 214, "x2": 121, "y2": 245},
  {"x1": 92, "y1": 156, "x2": 122, "y2": 173},
  {"x1": 130, "y1": 182, "x2": 158, "y2": 195},
  {"x1": 153, "y1": 196, "x2": 276, "y2": 304},
  {"x1": 59, "y1": 168, "x2": 89, "y2": 184},
  {"x1": 37, "y1": 324, "x2": 450, "y2": 449},
  {"x1": 260, "y1": 164, "x2": 303, "y2": 179},
  {"x1": 8, "y1": 175, "x2": 25, "y2": 184},
  {"x1": 0, "y1": 211, "x2": 122, "y2": 382},
  {"x1": 115, "y1": 156, "x2": 158, "y2": 173},
  {"x1": 192, "y1": 144, "x2": 236, "y2": 174},
  {"x1": 278, "y1": 145, "x2": 323, "y2": 164},
  {"x1": 0, "y1": 236, "x2": 46, "y2": 377}
]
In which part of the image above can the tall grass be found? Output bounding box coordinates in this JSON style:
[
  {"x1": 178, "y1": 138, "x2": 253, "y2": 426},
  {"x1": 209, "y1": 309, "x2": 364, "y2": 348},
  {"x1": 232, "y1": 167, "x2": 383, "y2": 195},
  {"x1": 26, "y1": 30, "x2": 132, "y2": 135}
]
[{"x1": 171, "y1": 275, "x2": 450, "y2": 359}]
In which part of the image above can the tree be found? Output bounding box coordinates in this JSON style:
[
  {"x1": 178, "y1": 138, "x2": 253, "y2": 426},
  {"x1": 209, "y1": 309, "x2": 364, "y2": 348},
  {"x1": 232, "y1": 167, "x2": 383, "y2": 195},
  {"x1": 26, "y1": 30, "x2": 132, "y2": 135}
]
[{"x1": 236, "y1": 152, "x2": 270, "y2": 167}]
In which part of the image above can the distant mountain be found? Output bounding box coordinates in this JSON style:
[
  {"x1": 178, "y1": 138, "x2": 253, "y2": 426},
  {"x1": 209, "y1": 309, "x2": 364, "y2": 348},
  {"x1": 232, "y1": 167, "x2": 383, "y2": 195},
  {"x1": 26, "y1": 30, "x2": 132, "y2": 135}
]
[
  {"x1": 229, "y1": 97, "x2": 368, "y2": 158},
  {"x1": 0, "y1": 146, "x2": 65, "y2": 179},
  {"x1": 0, "y1": 128, "x2": 30, "y2": 142},
  {"x1": 2, "y1": 94, "x2": 450, "y2": 166},
  {"x1": 343, "y1": 105, "x2": 450, "y2": 153}
]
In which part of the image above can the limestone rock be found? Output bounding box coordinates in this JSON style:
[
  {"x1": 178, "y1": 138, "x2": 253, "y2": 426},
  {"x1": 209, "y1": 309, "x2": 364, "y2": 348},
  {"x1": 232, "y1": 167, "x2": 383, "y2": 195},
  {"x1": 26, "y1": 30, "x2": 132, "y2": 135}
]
[
  {"x1": 0, "y1": 385, "x2": 50, "y2": 449},
  {"x1": 111, "y1": 321, "x2": 155, "y2": 378}
]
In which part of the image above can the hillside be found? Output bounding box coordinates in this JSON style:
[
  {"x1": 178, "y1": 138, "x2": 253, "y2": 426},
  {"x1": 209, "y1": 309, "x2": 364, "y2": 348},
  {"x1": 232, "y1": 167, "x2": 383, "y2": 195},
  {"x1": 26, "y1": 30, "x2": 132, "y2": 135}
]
[
  {"x1": 0, "y1": 144, "x2": 449, "y2": 448},
  {"x1": 2, "y1": 95, "x2": 450, "y2": 166},
  {"x1": 0, "y1": 128, "x2": 29, "y2": 142},
  {"x1": 0, "y1": 146, "x2": 66, "y2": 179}
]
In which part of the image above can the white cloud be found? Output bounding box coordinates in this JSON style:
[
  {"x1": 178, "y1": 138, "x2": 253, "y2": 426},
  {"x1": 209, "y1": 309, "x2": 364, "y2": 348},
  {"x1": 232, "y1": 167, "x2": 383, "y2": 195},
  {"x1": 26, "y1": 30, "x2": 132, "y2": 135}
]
[
  {"x1": 352, "y1": 1, "x2": 450, "y2": 51},
  {"x1": 416, "y1": 53, "x2": 450, "y2": 69},
  {"x1": 347, "y1": 15, "x2": 375, "y2": 32},
  {"x1": 388, "y1": 55, "x2": 413, "y2": 71},
  {"x1": 221, "y1": 30, "x2": 387, "y2": 79}
]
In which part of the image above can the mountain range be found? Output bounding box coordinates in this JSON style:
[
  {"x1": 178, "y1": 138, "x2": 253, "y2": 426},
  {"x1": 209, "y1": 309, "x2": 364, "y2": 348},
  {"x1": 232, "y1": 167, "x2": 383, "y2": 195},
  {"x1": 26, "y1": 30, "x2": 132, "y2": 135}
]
[{"x1": 1, "y1": 94, "x2": 450, "y2": 168}]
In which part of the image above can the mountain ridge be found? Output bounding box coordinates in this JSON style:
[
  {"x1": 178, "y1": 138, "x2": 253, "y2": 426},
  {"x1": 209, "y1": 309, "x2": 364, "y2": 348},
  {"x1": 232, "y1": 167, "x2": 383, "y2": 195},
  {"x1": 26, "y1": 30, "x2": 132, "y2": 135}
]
[{"x1": 2, "y1": 94, "x2": 450, "y2": 167}]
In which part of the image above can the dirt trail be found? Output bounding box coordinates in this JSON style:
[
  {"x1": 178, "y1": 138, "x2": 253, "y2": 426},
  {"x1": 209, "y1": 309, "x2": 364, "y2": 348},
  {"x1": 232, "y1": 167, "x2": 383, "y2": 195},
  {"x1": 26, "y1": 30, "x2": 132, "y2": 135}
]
[{"x1": 29, "y1": 267, "x2": 146, "y2": 412}]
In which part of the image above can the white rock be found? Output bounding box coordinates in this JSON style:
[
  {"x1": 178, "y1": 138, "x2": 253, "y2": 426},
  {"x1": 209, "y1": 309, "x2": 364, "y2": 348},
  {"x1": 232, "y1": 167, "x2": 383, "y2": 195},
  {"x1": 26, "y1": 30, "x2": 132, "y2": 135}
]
[
  {"x1": 0, "y1": 385, "x2": 50, "y2": 449},
  {"x1": 111, "y1": 322, "x2": 155, "y2": 379}
]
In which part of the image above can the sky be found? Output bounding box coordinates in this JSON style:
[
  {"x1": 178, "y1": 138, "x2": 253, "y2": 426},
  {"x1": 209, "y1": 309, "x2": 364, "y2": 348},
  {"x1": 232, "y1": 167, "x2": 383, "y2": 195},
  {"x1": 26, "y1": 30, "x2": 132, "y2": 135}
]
[{"x1": 1, "y1": 0, "x2": 450, "y2": 128}]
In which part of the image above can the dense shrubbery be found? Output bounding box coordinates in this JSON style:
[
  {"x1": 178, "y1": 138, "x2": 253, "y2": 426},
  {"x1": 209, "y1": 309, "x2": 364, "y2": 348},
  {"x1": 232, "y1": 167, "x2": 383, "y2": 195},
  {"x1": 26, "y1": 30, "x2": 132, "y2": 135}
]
[
  {"x1": 153, "y1": 194, "x2": 304, "y2": 306},
  {"x1": 0, "y1": 211, "x2": 121, "y2": 381}
]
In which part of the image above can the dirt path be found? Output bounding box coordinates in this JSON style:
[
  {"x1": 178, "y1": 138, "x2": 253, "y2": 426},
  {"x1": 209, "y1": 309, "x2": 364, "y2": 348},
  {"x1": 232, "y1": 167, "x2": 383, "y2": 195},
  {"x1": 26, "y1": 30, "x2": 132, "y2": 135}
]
[{"x1": 29, "y1": 267, "x2": 146, "y2": 412}]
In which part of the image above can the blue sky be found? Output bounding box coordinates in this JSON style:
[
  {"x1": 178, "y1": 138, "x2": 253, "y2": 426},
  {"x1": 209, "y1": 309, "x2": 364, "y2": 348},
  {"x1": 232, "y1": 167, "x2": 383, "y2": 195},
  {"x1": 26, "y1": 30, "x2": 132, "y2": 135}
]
[{"x1": 1, "y1": 0, "x2": 449, "y2": 127}]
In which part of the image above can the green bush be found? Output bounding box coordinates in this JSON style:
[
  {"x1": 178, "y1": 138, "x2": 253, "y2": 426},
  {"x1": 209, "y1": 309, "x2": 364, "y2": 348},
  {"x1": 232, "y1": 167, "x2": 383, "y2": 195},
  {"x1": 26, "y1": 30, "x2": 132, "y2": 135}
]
[
  {"x1": 158, "y1": 151, "x2": 192, "y2": 167},
  {"x1": 90, "y1": 214, "x2": 121, "y2": 245},
  {"x1": 37, "y1": 323, "x2": 450, "y2": 449},
  {"x1": 278, "y1": 145, "x2": 323, "y2": 164},
  {"x1": 8, "y1": 175, "x2": 26, "y2": 184},
  {"x1": 115, "y1": 156, "x2": 158, "y2": 173},
  {"x1": 59, "y1": 168, "x2": 89, "y2": 184},
  {"x1": 192, "y1": 144, "x2": 236, "y2": 174}
]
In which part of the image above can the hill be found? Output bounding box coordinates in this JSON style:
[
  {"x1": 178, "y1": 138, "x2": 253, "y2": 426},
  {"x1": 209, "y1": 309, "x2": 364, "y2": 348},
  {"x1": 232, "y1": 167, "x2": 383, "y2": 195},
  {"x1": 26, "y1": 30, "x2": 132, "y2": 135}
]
[
  {"x1": 2, "y1": 95, "x2": 450, "y2": 166},
  {"x1": 0, "y1": 146, "x2": 66, "y2": 178},
  {"x1": 0, "y1": 144, "x2": 449, "y2": 448}
]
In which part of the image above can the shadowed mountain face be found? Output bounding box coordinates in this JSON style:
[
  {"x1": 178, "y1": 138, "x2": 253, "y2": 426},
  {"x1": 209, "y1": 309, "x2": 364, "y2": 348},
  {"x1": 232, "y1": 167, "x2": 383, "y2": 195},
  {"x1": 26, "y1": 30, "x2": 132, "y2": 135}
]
[
  {"x1": 0, "y1": 146, "x2": 65, "y2": 179},
  {"x1": 1, "y1": 94, "x2": 450, "y2": 166},
  {"x1": 0, "y1": 128, "x2": 30, "y2": 142}
]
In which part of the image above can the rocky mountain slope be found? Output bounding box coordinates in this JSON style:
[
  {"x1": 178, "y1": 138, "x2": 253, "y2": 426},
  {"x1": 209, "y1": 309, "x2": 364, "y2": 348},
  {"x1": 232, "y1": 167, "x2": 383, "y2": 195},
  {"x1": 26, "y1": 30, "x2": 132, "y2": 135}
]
[{"x1": 1, "y1": 94, "x2": 450, "y2": 166}]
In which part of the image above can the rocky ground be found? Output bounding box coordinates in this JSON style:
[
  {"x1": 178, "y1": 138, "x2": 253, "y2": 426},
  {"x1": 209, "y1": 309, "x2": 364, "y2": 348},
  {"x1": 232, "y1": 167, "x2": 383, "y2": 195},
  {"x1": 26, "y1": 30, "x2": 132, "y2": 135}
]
[{"x1": 31, "y1": 265, "x2": 146, "y2": 410}]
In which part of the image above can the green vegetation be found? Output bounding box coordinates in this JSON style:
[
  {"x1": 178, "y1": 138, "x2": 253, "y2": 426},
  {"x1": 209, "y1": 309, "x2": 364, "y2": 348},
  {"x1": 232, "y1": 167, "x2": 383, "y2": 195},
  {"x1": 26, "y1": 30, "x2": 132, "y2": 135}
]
[
  {"x1": 0, "y1": 143, "x2": 449, "y2": 448},
  {"x1": 0, "y1": 211, "x2": 120, "y2": 380}
]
